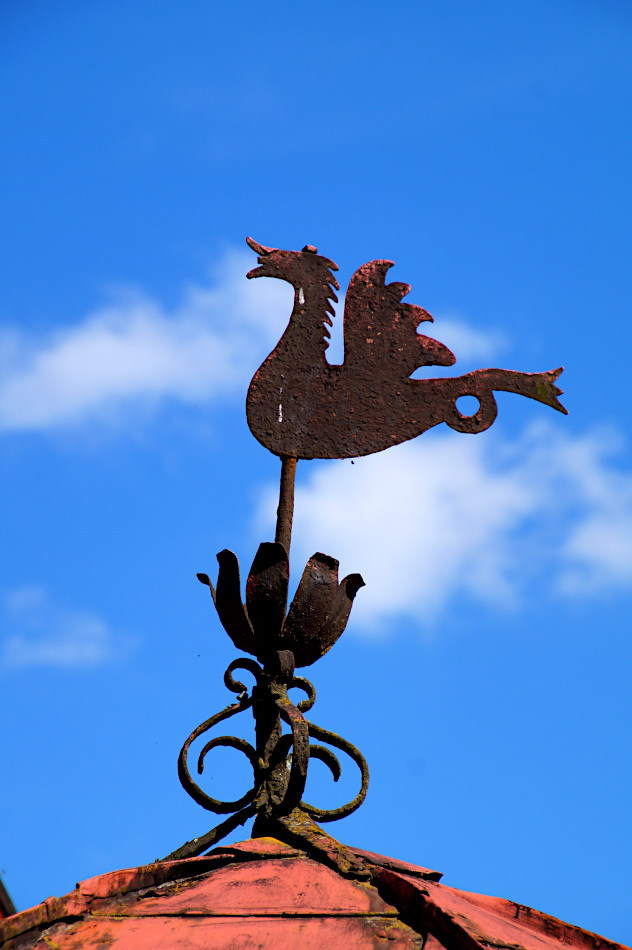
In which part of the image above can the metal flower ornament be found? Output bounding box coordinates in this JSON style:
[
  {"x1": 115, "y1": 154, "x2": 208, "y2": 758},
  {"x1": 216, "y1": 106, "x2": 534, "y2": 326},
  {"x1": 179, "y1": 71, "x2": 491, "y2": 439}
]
[{"x1": 166, "y1": 239, "x2": 566, "y2": 861}]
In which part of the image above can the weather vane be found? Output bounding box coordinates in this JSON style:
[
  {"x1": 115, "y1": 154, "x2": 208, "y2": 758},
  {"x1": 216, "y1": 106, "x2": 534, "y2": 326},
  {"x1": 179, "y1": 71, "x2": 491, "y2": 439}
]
[{"x1": 165, "y1": 238, "x2": 566, "y2": 861}]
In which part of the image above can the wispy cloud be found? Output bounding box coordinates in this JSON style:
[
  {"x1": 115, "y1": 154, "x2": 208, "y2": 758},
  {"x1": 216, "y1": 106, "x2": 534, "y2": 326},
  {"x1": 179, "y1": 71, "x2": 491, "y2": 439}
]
[
  {"x1": 1, "y1": 588, "x2": 136, "y2": 669},
  {"x1": 0, "y1": 250, "x2": 291, "y2": 432},
  {"x1": 257, "y1": 423, "x2": 632, "y2": 632},
  {"x1": 427, "y1": 316, "x2": 507, "y2": 363},
  {"x1": 0, "y1": 251, "x2": 508, "y2": 434}
]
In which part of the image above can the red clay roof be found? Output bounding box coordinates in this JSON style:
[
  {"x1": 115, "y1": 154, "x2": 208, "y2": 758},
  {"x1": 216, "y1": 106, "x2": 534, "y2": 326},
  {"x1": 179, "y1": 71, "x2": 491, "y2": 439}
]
[{"x1": 1, "y1": 837, "x2": 628, "y2": 950}]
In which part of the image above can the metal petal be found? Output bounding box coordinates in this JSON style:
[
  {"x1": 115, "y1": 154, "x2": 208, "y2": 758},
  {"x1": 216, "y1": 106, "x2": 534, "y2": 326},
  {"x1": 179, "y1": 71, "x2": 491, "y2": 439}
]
[
  {"x1": 214, "y1": 549, "x2": 256, "y2": 654},
  {"x1": 298, "y1": 572, "x2": 365, "y2": 667},
  {"x1": 245, "y1": 542, "x2": 289, "y2": 645},
  {"x1": 281, "y1": 553, "x2": 339, "y2": 666}
]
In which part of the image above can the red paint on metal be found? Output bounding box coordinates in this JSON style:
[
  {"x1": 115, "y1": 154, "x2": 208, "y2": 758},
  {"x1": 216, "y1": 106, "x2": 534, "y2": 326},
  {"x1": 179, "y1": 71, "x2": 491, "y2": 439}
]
[
  {"x1": 210, "y1": 835, "x2": 299, "y2": 857},
  {"x1": 375, "y1": 871, "x2": 628, "y2": 950},
  {"x1": 438, "y1": 884, "x2": 623, "y2": 950},
  {"x1": 2, "y1": 838, "x2": 628, "y2": 950},
  {"x1": 100, "y1": 858, "x2": 395, "y2": 917},
  {"x1": 425, "y1": 935, "x2": 449, "y2": 950},
  {"x1": 30, "y1": 914, "x2": 423, "y2": 949}
]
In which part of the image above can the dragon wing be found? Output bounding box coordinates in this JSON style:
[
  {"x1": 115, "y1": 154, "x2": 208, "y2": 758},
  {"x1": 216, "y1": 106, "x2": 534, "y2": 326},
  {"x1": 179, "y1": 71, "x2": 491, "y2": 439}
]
[{"x1": 342, "y1": 260, "x2": 455, "y2": 375}]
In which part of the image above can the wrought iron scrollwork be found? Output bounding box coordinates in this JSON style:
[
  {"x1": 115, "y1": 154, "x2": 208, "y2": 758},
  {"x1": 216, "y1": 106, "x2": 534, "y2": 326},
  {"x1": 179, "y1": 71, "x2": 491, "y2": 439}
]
[
  {"x1": 176, "y1": 649, "x2": 368, "y2": 850},
  {"x1": 163, "y1": 238, "x2": 567, "y2": 864},
  {"x1": 165, "y1": 540, "x2": 368, "y2": 861},
  {"x1": 177, "y1": 659, "x2": 261, "y2": 815},
  {"x1": 301, "y1": 722, "x2": 369, "y2": 822}
]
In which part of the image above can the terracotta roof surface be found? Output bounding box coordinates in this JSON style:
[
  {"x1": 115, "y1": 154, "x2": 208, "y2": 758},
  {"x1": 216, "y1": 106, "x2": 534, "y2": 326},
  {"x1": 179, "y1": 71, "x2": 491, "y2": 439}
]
[{"x1": 1, "y1": 836, "x2": 629, "y2": 950}]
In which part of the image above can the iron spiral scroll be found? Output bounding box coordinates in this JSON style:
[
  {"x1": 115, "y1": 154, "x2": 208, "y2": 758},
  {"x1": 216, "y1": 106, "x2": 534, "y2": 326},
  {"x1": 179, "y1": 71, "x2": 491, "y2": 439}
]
[
  {"x1": 175, "y1": 652, "x2": 368, "y2": 853},
  {"x1": 164, "y1": 538, "x2": 368, "y2": 861},
  {"x1": 162, "y1": 238, "x2": 568, "y2": 865}
]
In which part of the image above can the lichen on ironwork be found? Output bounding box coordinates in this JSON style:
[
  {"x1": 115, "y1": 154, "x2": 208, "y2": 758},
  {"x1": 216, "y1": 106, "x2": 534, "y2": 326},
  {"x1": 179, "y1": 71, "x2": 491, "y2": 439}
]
[
  {"x1": 167, "y1": 237, "x2": 566, "y2": 860},
  {"x1": 168, "y1": 647, "x2": 368, "y2": 860}
]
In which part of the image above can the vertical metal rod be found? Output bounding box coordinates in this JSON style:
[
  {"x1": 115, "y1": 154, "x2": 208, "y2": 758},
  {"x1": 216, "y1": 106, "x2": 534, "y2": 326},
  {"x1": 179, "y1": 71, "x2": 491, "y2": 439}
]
[{"x1": 275, "y1": 456, "x2": 297, "y2": 554}]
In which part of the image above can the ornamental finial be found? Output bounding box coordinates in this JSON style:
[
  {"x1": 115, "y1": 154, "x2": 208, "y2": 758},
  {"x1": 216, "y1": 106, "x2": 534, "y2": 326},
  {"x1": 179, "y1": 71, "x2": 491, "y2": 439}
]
[{"x1": 165, "y1": 239, "x2": 566, "y2": 860}]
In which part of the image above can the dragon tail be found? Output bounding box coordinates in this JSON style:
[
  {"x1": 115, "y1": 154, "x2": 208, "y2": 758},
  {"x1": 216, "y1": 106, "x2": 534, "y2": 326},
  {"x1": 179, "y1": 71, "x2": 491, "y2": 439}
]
[{"x1": 478, "y1": 366, "x2": 567, "y2": 414}]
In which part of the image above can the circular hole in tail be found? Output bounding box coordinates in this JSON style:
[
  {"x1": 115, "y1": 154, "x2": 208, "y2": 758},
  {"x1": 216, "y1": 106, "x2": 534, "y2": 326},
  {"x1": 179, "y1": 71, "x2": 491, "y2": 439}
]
[{"x1": 455, "y1": 395, "x2": 481, "y2": 417}]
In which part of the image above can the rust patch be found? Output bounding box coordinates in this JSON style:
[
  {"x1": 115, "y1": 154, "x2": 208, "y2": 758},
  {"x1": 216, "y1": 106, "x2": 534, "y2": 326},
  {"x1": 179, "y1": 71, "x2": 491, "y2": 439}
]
[{"x1": 245, "y1": 238, "x2": 566, "y2": 461}]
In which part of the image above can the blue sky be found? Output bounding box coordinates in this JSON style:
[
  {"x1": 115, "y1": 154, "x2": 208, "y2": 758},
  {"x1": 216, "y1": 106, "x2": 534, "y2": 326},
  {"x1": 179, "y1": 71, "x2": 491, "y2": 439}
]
[{"x1": 1, "y1": 0, "x2": 631, "y2": 943}]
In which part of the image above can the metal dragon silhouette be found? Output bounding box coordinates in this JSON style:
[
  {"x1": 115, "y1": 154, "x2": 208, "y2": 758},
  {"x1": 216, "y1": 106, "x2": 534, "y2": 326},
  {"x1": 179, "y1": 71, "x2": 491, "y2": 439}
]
[
  {"x1": 246, "y1": 237, "x2": 566, "y2": 460},
  {"x1": 167, "y1": 238, "x2": 567, "y2": 863}
]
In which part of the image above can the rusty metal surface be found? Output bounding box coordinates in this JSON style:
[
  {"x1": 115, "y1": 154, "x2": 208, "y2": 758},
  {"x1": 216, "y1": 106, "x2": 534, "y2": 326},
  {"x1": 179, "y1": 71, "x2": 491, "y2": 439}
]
[
  {"x1": 169, "y1": 237, "x2": 569, "y2": 864},
  {"x1": 174, "y1": 532, "x2": 367, "y2": 857},
  {"x1": 21, "y1": 914, "x2": 422, "y2": 949},
  {"x1": 274, "y1": 455, "x2": 297, "y2": 551},
  {"x1": 202, "y1": 543, "x2": 364, "y2": 668},
  {"x1": 169, "y1": 640, "x2": 368, "y2": 859},
  {"x1": 245, "y1": 542, "x2": 289, "y2": 645},
  {"x1": 246, "y1": 238, "x2": 567, "y2": 460}
]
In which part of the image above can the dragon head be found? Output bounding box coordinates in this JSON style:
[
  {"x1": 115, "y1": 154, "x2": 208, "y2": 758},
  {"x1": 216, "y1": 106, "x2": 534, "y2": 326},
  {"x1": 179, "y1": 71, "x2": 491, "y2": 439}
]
[{"x1": 246, "y1": 237, "x2": 340, "y2": 294}]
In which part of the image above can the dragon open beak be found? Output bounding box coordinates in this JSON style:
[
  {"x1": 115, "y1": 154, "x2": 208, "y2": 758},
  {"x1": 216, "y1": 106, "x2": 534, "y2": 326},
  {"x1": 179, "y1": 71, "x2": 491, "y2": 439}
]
[
  {"x1": 246, "y1": 236, "x2": 275, "y2": 278},
  {"x1": 246, "y1": 236, "x2": 274, "y2": 255}
]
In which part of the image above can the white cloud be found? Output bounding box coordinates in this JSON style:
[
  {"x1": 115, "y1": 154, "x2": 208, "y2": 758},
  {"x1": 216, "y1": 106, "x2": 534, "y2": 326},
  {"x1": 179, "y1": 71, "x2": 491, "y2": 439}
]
[
  {"x1": 1, "y1": 587, "x2": 136, "y2": 669},
  {"x1": 256, "y1": 422, "x2": 632, "y2": 632},
  {"x1": 427, "y1": 316, "x2": 507, "y2": 362},
  {"x1": 0, "y1": 254, "x2": 507, "y2": 434},
  {"x1": 0, "y1": 250, "x2": 292, "y2": 431}
]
